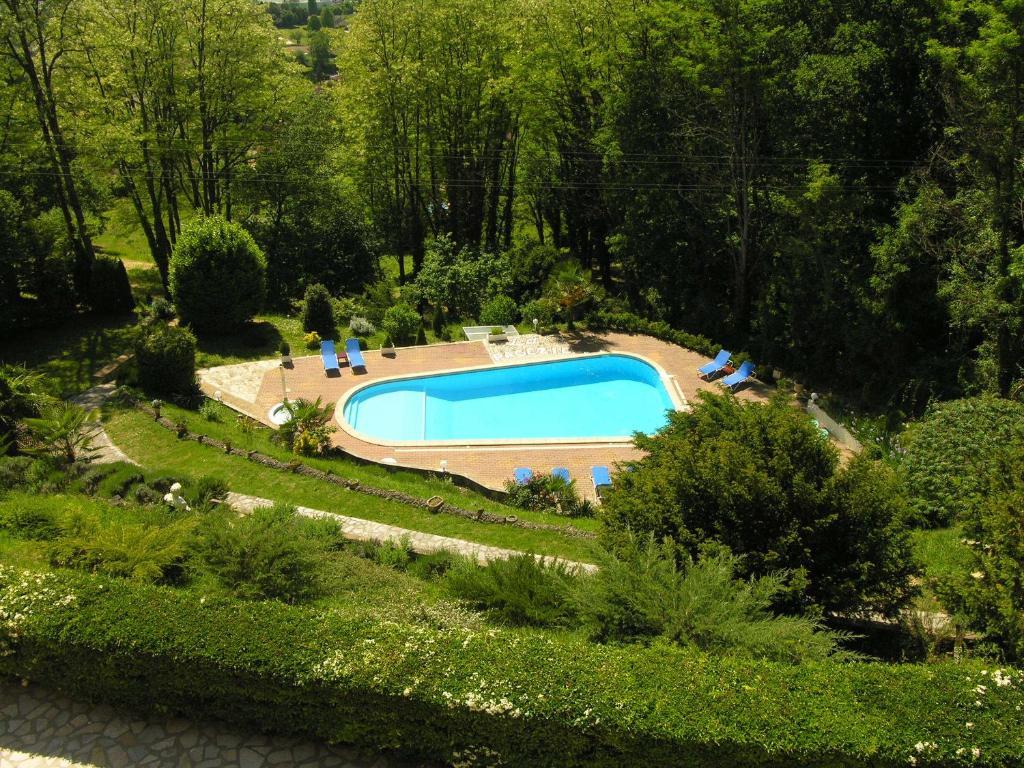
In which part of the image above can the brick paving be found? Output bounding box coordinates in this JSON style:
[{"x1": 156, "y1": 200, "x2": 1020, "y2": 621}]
[
  {"x1": 0, "y1": 677, "x2": 411, "y2": 768},
  {"x1": 199, "y1": 333, "x2": 772, "y2": 502}
]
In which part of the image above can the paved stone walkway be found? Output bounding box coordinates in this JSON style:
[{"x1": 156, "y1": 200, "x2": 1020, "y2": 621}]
[
  {"x1": 227, "y1": 492, "x2": 597, "y2": 574},
  {"x1": 70, "y1": 385, "x2": 136, "y2": 466},
  {"x1": 0, "y1": 678, "x2": 409, "y2": 768}
]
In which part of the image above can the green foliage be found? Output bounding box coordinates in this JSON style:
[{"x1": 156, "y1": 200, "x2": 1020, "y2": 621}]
[
  {"x1": 902, "y1": 397, "x2": 1024, "y2": 527},
  {"x1": 445, "y1": 555, "x2": 577, "y2": 628},
  {"x1": 23, "y1": 403, "x2": 100, "y2": 465},
  {"x1": 49, "y1": 512, "x2": 193, "y2": 585},
  {"x1": 937, "y1": 446, "x2": 1024, "y2": 660},
  {"x1": 380, "y1": 303, "x2": 420, "y2": 346},
  {"x1": 88, "y1": 256, "x2": 135, "y2": 315},
  {"x1": 0, "y1": 501, "x2": 61, "y2": 541},
  {"x1": 414, "y1": 236, "x2": 511, "y2": 320},
  {"x1": 576, "y1": 539, "x2": 850, "y2": 663},
  {"x1": 303, "y1": 330, "x2": 321, "y2": 349},
  {"x1": 301, "y1": 283, "x2": 335, "y2": 336},
  {"x1": 275, "y1": 397, "x2": 335, "y2": 456},
  {"x1": 0, "y1": 456, "x2": 34, "y2": 491},
  {"x1": 519, "y1": 298, "x2": 557, "y2": 331},
  {"x1": 134, "y1": 324, "x2": 197, "y2": 398},
  {"x1": 601, "y1": 391, "x2": 918, "y2": 616},
  {"x1": 4, "y1": 567, "x2": 1024, "y2": 767},
  {"x1": 479, "y1": 295, "x2": 518, "y2": 326},
  {"x1": 192, "y1": 503, "x2": 323, "y2": 603},
  {"x1": 503, "y1": 474, "x2": 589, "y2": 516},
  {"x1": 307, "y1": 12, "x2": 321, "y2": 30},
  {"x1": 0, "y1": 365, "x2": 51, "y2": 452},
  {"x1": 588, "y1": 309, "x2": 721, "y2": 359},
  {"x1": 169, "y1": 217, "x2": 267, "y2": 331},
  {"x1": 544, "y1": 260, "x2": 600, "y2": 330}
]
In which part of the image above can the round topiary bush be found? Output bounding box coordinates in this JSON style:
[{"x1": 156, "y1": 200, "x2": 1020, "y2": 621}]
[
  {"x1": 135, "y1": 324, "x2": 197, "y2": 397},
  {"x1": 168, "y1": 217, "x2": 266, "y2": 332},
  {"x1": 302, "y1": 283, "x2": 335, "y2": 336},
  {"x1": 902, "y1": 396, "x2": 1024, "y2": 527},
  {"x1": 520, "y1": 298, "x2": 557, "y2": 330},
  {"x1": 89, "y1": 256, "x2": 135, "y2": 315},
  {"x1": 479, "y1": 295, "x2": 518, "y2": 327},
  {"x1": 381, "y1": 304, "x2": 421, "y2": 346}
]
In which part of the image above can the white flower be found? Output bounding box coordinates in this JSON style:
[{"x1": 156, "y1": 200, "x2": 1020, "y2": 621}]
[{"x1": 972, "y1": 747, "x2": 981, "y2": 759}]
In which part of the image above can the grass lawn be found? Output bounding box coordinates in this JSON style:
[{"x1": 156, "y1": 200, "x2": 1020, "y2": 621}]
[
  {"x1": 103, "y1": 408, "x2": 600, "y2": 562},
  {"x1": 155, "y1": 400, "x2": 599, "y2": 534},
  {"x1": 0, "y1": 490, "x2": 451, "y2": 616},
  {"x1": 0, "y1": 313, "x2": 139, "y2": 397}
]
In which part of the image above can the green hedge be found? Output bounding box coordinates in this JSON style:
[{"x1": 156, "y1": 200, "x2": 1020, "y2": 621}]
[
  {"x1": 2, "y1": 565, "x2": 1023, "y2": 766},
  {"x1": 588, "y1": 309, "x2": 753, "y2": 365}
]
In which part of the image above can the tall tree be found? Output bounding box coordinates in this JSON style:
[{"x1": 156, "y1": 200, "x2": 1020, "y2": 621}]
[{"x1": 0, "y1": 0, "x2": 95, "y2": 294}]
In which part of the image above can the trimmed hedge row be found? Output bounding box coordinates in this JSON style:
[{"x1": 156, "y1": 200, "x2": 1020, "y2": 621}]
[
  {"x1": 3, "y1": 565, "x2": 1023, "y2": 767},
  {"x1": 588, "y1": 309, "x2": 753, "y2": 366}
]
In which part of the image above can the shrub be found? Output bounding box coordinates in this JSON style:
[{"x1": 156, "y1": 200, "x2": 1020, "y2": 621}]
[
  {"x1": 381, "y1": 304, "x2": 421, "y2": 346},
  {"x1": 88, "y1": 256, "x2": 135, "y2": 314},
  {"x1": 0, "y1": 456, "x2": 33, "y2": 491},
  {"x1": 901, "y1": 396, "x2": 1024, "y2": 527},
  {"x1": 192, "y1": 503, "x2": 323, "y2": 603},
  {"x1": 588, "y1": 308, "x2": 723, "y2": 360},
  {"x1": 148, "y1": 296, "x2": 176, "y2": 321},
  {"x1": 23, "y1": 403, "x2": 100, "y2": 465},
  {"x1": 169, "y1": 216, "x2": 267, "y2": 331},
  {"x1": 504, "y1": 474, "x2": 581, "y2": 515},
  {"x1": 3, "y1": 567, "x2": 1023, "y2": 767},
  {"x1": 937, "y1": 445, "x2": 1024, "y2": 660},
  {"x1": 49, "y1": 517, "x2": 193, "y2": 584},
  {"x1": 303, "y1": 330, "x2": 321, "y2": 350},
  {"x1": 301, "y1": 283, "x2": 335, "y2": 336},
  {"x1": 183, "y1": 475, "x2": 229, "y2": 510},
  {"x1": 135, "y1": 324, "x2": 197, "y2": 398},
  {"x1": 575, "y1": 539, "x2": 849, "y2": 663},
  {"x1": 198, "y1": 400, "x2": 221, "y2": 422},
  {"x1": 94, "y1": 464, "x2": 145, "y2": 499},
  {"x1": 519, "y1": 298, "x2": 557, "y2": 330},
  {"x1": 479, "y1": 295, "x2": 518, "y2": 327},
  {"x1": 0, "y1": 501, "x2": 61, "y2": 541},
  {"x1": 349, "y1": 315, "x2": 376, "y2": 336},
  {"x1": 445, "y1": 555, "x2": 577, "y2": 628},
  {"x1": 275, "y1": 397, "x2": 335, "y2": 456},
  {"x1": 601, "y1": 391, "x2": 918, "y2": 617}
]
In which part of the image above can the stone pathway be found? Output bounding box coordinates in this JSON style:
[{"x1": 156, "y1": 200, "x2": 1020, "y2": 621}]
[
  {"x1": 485, "y1": 333, "x2": 571, "y2": 363},
  {"x1": 0, "y1": 677, "x2": 410, "y2": 768},
  {"x1": 198, "y1": 359, "x2": 282, "y2": 406},
  {"x1": 70, "y1": 385, "x2": 135, "y2": 466},
  {"x1": 226, "y1": 492, "x2": 597, "y2": 575}
]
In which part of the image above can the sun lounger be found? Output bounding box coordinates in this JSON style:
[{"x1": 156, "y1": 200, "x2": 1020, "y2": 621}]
[
  {"x1": 719, "y1": 360, "x2": 756, "y2": 391},
  {"x1": 513, "y1": 467, "x2": 533, "y2": 484},
  {"x1": 697, "y1": 349, "x2": 732, "y2": 379},
  {"x1": 345, "y1": 338, "x2": 366, "y2": 369},
  {"x1": 551, "y1": 467, "x2": 571, "y2": 484},
  {"x1": 321, "y1": 340, "x2": 340, "y2": 373},
  {"x1": 592, "y1": 465, "x2": 612, "y2": 499}
]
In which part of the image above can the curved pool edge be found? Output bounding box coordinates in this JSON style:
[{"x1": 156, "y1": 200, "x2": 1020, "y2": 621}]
[{"x1": 333, "y1": 351, "x2": 687, "y2": 449}]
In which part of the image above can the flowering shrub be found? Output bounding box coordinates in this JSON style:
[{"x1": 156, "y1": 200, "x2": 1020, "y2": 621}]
[
  {"x1": 2, "y1": 567, "x2": 1024, "y2": 767},
  {"x1": 349, "y1": 316, "x2": 376, "y2": 336},
  {"x1": 303, "y1": 331, "x2": 321, "y2": 350}
]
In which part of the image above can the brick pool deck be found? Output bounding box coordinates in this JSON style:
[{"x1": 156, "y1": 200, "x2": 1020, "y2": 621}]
[{"x1": 200, "y1": 333, "x2": 771, "y2": 502}]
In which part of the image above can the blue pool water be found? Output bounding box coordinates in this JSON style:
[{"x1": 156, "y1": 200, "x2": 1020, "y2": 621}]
[{"x1": 342, "y1": 354, "x2": 676, "y2": 442}]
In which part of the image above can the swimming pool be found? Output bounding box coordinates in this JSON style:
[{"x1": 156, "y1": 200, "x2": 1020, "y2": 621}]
[{"x1": 340, "y1": 354, "x2": 679, "y2": 444}]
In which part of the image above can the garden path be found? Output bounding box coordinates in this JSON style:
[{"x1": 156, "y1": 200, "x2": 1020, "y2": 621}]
[
  {"x1": 226, "y1": 491, "x2": 597, "y2": 574},
  {"x1": 0, "y1": 677, "x2": 410, "y2": 768}
]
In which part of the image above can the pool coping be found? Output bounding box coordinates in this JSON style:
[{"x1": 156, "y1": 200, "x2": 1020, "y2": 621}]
[{"x1": 333, "y1": 350, "x2": 688, "y2": 448}]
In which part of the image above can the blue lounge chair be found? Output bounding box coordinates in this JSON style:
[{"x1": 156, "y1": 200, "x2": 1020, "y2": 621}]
[
  {"x1": 514, "y1": 467, "x2": 533, "y2": 484},
  {"x1": 719, "y1": 360, "x2": 756, "y2": 391},
  {"x1": 697, "y1": 349, "x2": 732, "y2": 379},
  {"x1": 592, "y1": 465, "x2": 612, "y2": 499},
  {"x1": 321, "y1": 340, "x2": 340, "y2": 373},
  {"x1": 345, "y1": 338, "x2": 366, "y2": 369},
  {"x1": 551, "y1": 467, "x2": 571, "y2": 484}
]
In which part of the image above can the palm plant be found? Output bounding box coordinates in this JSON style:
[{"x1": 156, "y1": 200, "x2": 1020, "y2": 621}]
[
  {"x1": 275, "y1": 397, "x2": 335, "y2": 456},
  {"x1": 24, "y1": 402, "x2": 101, "y2": 464},
  {"x1": 545, "y1": 260, "x2": 600, "y2": 330}
]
